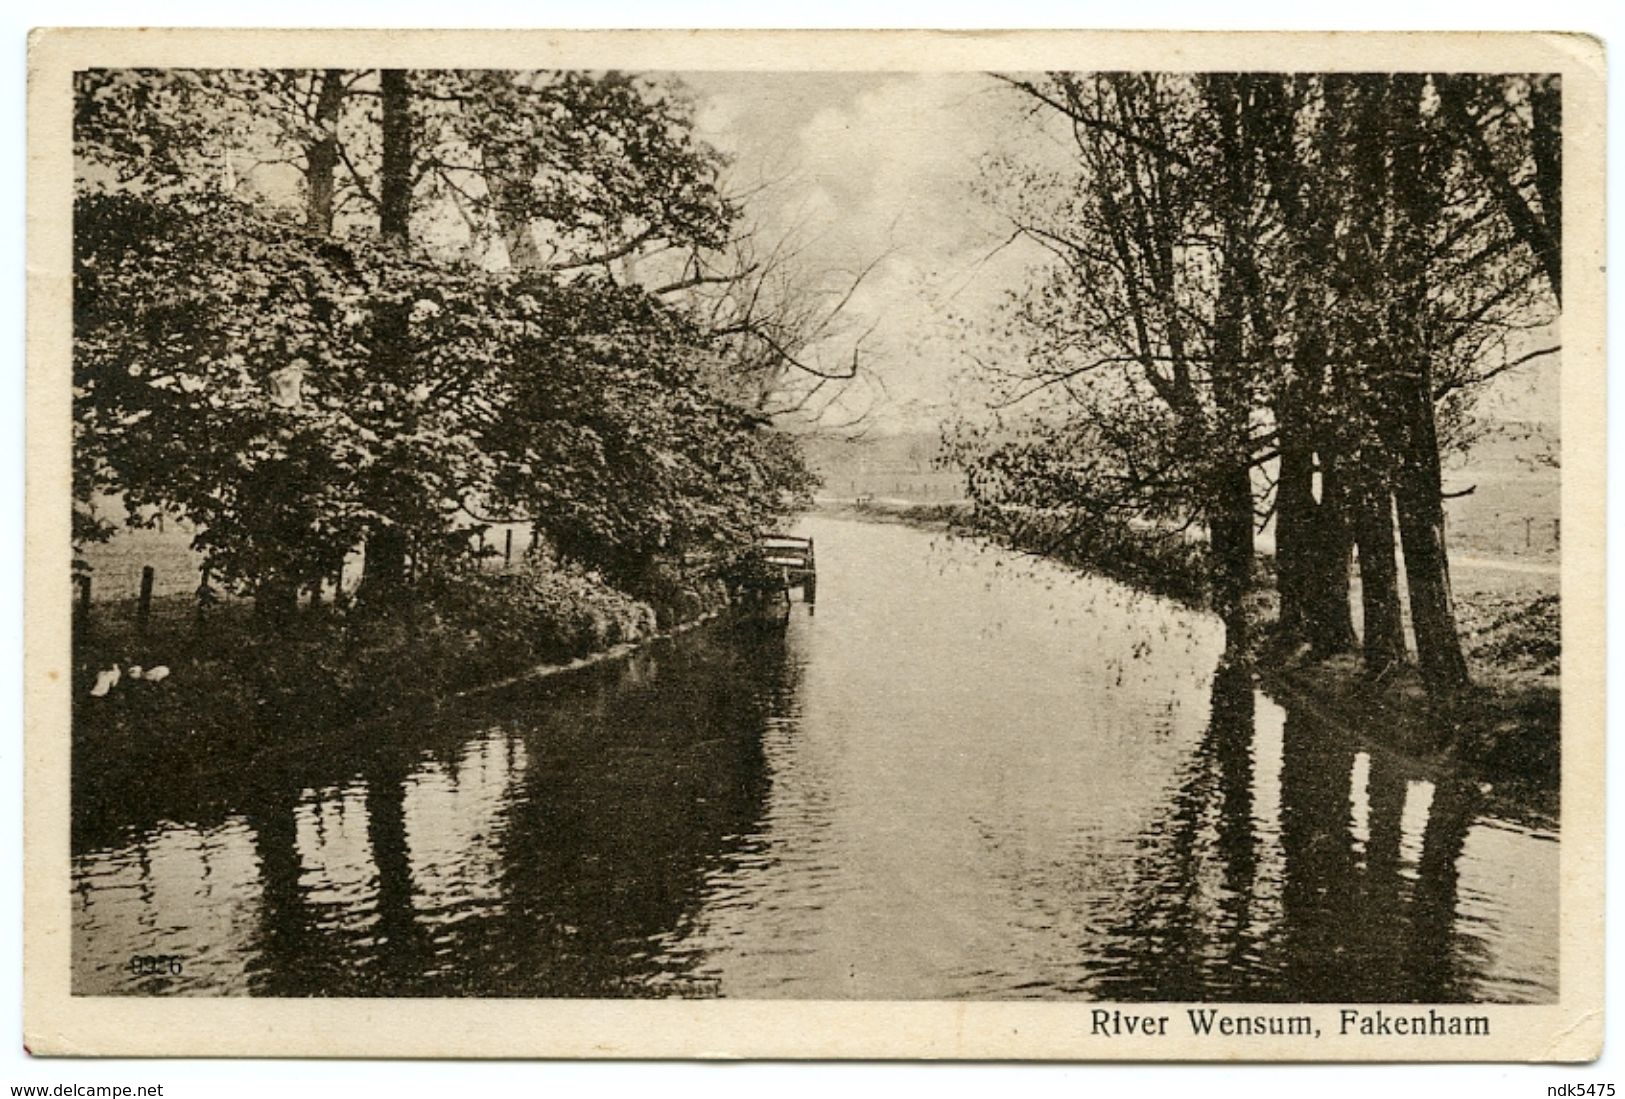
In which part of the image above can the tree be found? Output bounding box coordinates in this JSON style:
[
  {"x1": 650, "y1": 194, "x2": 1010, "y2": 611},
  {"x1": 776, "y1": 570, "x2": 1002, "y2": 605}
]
[
  {"x1": 962, "y1": 70, "x2": 1558, "y2": 691},
  {"x1": 1245, "y1": 75, "x2": 1359, "y2": 656},
  {"x1": 403, "y1": 69, "x2": 734, "y2": 272},
  {"x1": 480, "y1": 275, "x2": 815, "y2": 590},
  {"x1": 302, "y1": 70, "x2": 348, "y2": 234},
  {"x1": 972, "y1": 73, "x2": 1272, "y2": 647},
  {"x1": 73, "y1": 67, "x2": 816, "y2": 622},
  {"x1": 1383, "y1": 74, "x2": 1471, "y2": 690},
  {"x1": 1311, "y1": 73, "x2": 1554, "y2": 689},
  {"x1": 356, "y1": 68, "x2": 418, "y2": 599},
  {"x1": 1435, "y1": 74, "x2": 1561, "y2": 304},
  {"x1": 73, "y1": 192, "x2": 489, "y2": 611}
]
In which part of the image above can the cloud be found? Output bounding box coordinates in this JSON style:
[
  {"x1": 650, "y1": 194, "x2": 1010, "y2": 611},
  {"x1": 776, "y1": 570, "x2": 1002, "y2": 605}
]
[{"x1": 683, "y1": 71, "x2": 1036, "y2": 429}]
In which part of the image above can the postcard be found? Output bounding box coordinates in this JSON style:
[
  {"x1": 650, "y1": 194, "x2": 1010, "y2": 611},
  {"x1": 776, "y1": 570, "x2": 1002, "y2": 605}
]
[{"x1": 24, "y1": 27, "x2": 1604, "y2": 1060}]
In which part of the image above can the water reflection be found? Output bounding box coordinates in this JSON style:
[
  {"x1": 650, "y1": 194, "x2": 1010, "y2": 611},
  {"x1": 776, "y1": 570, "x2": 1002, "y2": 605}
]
[
  {"x1": 1100, "y1": 659, "x2": 1553, "y2": 1003},
  {"x1": 72, "y1": 516, "x2": 1557, "y2": 1002},
  {"x1": 76, "y1": 634, "x2": 788, "y2": 997}
]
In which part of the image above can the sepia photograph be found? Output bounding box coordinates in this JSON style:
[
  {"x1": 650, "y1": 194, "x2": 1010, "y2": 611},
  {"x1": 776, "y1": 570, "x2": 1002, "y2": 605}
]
[{"x1": 23, "y1": 28, "x2": 1605, "y2": 1061}]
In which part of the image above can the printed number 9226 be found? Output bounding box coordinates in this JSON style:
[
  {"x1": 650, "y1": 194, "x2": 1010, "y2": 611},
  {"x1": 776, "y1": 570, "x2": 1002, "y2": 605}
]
[{"x1": 127, "y1": 953, "x2": 183, "y2": 977}]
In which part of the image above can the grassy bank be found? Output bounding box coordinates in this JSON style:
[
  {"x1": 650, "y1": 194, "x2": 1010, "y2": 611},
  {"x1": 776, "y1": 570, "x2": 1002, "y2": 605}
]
[
  {"x1": 825, "y1": 497, "x2": 1214, "y2": 607},
  {"x1": 1247, "y1": 564, "x2": 1559, "y2": 788},
  {"x1": 71, "y1": 555, "x2": 733, "y2": 774}
]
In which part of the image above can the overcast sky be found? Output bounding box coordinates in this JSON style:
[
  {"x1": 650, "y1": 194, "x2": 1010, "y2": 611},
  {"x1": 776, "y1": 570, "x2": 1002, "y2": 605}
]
[{"x1": 679, "y1": 71, "x2": 1049, "y2": 432}]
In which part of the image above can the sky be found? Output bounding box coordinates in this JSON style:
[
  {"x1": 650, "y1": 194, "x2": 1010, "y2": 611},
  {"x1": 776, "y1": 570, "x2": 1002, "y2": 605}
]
[{"x1": 678, "y1": 71, "x2": 1049, "y2": 432}]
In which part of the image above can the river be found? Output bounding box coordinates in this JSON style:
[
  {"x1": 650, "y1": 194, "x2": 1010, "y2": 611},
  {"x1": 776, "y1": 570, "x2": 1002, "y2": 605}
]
[{"x1": 71, "y1": 514, "x2": 1559, "y2": 1001}]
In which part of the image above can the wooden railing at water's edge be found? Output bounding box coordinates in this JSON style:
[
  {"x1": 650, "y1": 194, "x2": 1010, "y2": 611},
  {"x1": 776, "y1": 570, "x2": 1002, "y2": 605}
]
[{"x1": 755, "y1": 534, "x2": 817, "y2": 605}]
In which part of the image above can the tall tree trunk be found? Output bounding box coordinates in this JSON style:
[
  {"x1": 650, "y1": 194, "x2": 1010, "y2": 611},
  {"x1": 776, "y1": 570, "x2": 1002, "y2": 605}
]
[
  {"x1": 1386, "y1": 73, "x2": 1470, "y2": 694},
  {"x1": 1305, "y1": 452, "x2": 1357, "y2": 656},
  {"x1": 1349, "y1": 466, "x2": 1406, "y2": 674},
  {"x1": 1274, "y1": 430, "x2": 1312, "y2": 641},
  {"x1": 362, "y1": 69, "x2": 414, "y2": 600},
  {"x1": 1392, "y1": 369, "x2": 1471, "y2": 691},
  {"x1": 1206, "y1": 82, "x2": 1257, "y2": 655},
  {"x1": 1279, "y1": 436, "x2": 1357, "y2": 656},
  {"x1": 378, "y1": 70, "x2": 412, "y2": 243},
  {"x1": 1527, "y1": 75, "x2": 1562, "y2": 304},
  {"x1": 304, "y1": 69, "x2": 345, "y2": 235},
  {"x1": 1209, "y1": 254, "x2": 1254, "y2": 653}
]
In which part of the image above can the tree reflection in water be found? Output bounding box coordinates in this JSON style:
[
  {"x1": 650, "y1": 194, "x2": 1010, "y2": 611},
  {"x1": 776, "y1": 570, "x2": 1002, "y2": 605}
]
[
  {"x1": 1100, "y1": 658, "x2": 1494, "y2": 1002},
  {"x1": 74, "y1": 629, "x2": 791, "y2": 997}
]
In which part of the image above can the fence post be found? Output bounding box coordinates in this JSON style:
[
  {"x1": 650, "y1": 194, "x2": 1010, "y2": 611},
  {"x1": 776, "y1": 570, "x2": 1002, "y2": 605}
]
[
  {"x1": 504, "y1": 528, "x2": 513, "y2": 566},
  {"x1": 137, "y1": 566, "x2": 155, "y2": 633},
  {"x1": 78, "y1": 574, "x2": 91, "y2": 618}
]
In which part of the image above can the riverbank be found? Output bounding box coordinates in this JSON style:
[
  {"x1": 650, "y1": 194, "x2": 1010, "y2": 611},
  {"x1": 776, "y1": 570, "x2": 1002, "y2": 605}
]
[
  {"x1": 70, "y1": 555, "x2": 734, "y2": 775},
  {"x1": 821, "y1": 496, "x2": 1560, "y2": 789},
  {"x1": 821, "y1": 496, "x2": 1213, "y2": 607},
  {"x1": 815, "y1": 496, "x2": 970, "y2": 529},
  {"x1": 1250, "y1": 572, "x2": 1559, "y2": 790}
]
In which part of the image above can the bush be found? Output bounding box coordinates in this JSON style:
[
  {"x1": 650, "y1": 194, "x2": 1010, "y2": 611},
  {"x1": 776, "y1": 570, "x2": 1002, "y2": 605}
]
[
  {"x1": 1465, "y1": 592, "x2": 1561, "y2": 677},
  {"x1": 422, "y1": 557, "x2": 655, "y2": 669}
]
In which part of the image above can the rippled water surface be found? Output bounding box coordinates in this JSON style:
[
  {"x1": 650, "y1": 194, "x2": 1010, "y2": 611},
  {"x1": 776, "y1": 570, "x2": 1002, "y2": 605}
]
[{"x1": 72, "y1": 516, "x2": 1558, "y2": 1000}]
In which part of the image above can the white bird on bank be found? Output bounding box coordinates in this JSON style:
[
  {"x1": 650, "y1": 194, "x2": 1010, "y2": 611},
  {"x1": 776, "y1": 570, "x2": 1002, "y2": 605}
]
[
  {"x1": 143, "y1": 666, "x2": 170, "y2": 683},
  {"x1": 88, "y1": 665, "x2": 120, "y2": 697}
]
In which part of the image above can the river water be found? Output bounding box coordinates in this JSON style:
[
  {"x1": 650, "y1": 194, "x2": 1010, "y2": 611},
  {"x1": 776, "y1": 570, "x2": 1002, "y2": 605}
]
[{"x1": 71, "y1": 515, "x2": 1558, "y2": 1001}]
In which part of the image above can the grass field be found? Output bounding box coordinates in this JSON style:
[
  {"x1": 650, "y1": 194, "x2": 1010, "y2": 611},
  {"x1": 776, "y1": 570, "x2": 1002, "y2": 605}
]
[{"x1": 75, "y1": 512, "x2": 539, "y2": 609}]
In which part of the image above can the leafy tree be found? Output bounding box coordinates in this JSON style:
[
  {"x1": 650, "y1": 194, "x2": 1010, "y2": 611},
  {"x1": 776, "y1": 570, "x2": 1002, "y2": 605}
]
[
  {"x1": 73, "y1": 191, "x2": 512, "y2": 615},
  {"x1": 481, "y1": 275, "x2": 815, "y2": 590},
  {"x1": 73, "y1": 67, "x2": 816, "y2": 627}
]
